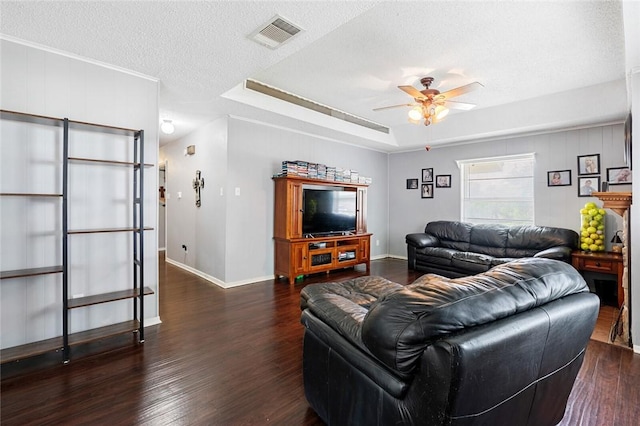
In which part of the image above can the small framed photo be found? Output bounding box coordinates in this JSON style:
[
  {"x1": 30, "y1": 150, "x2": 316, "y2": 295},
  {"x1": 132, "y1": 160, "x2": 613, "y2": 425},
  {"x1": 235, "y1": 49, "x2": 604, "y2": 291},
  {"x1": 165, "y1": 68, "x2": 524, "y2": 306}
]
[
  {"x1": 421, "y1": 183, "x2": 434, "y2": 198},
  {"x1": 577, "y1": 154, "x2": 600, "y2": 175},
  {"x1": 547, "y1": 169, "x2": 571, "y2": 187},
  {"x1": 607, "y1": 167, "x2": 632, "y2": 185},
  {"x1": 406, "y1": 178, "x2": 418, "y2": 189},
  {"x1": 435, "y1": 175, "x2": 451, "y2": 188},
  {"x1": 422, "y1": 168, "x2": 433, "y2": 182},
  {"x1": 578, "y1": 176, "x2": 600, "y2": 197}
]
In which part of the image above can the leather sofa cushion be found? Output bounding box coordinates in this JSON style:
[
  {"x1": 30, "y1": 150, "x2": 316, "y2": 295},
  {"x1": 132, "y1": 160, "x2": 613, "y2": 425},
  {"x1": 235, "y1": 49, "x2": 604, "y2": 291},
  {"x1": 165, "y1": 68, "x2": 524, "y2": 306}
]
[
  {"x1": 468, "y1": 224, "x2": 508, "y2": 257},
  {"x1": 361, "y1": 258, "x2": 588, "y2": 374},
  {"x1": 506, "y1": 225, "x2": 579, "y2": 257},
  {"x1": 300, "y1": 276, "x2": 403, "y2": 352},
  {"x1": 424, "y1": 221, "x2": 472, "y2": 251},
  {"x1": 416, "y1": 247, "x2": 457, "y2": 266},
  {"x1": 300, "y1": 276, "x2": 402, "y2": 310},
  {"x1": 451, "y1": 251, "x2": 493, "y2": 273},
  {"x1": 490, "y1": 257, "x2": 520, "y2": 267}
]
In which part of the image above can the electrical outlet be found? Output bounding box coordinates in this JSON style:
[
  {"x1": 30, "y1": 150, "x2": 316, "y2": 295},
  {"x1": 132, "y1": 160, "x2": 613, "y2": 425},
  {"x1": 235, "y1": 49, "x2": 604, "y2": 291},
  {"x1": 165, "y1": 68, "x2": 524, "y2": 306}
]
[
  {"x1": 376, "y1": 239, "x2": 380, "y2": 246},
  {"x1": 73, "y1": 293, "x2": 84, "y2": 298}
]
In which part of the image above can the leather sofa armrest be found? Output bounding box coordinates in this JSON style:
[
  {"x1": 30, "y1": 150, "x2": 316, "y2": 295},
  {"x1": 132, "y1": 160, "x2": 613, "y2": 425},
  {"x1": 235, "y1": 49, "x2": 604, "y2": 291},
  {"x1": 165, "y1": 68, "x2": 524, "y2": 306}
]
[
  {"x1": 406, "y1": 233, "x2": 439, "y2": 270},
  {"x1": 534, "y1": 246, "x2": 572, "y2": 261},
  {"x1": 406, "y1": 233, "x2": 439, "y2": 248}
]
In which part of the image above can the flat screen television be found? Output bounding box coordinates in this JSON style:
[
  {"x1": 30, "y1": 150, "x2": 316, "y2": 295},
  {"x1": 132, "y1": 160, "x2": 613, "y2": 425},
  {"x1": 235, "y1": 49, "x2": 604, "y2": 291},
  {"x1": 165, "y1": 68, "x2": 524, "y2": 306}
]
[{"x1": 302, "y1": 188, "x2": 357, "y2": 236}]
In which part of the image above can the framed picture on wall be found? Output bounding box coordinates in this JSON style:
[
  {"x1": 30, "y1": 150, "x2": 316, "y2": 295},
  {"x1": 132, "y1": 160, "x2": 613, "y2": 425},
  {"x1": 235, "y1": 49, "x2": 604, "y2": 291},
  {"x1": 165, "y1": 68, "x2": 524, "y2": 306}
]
[
  {"x1": 421, "y1": 184, "x2": 433, "y2": 198},
  {"x1": 435, "y1": 175, "x2": 451, "y2": 188},
  {"x1": 547, "y1": 169, "x2": 572, "y2": 186},
  {"x1": 607, "y1": 167, "x2": 632, "y2": 185},
  {"x1": 577, "y1": 154, "x2": 600, "y2": 175},
  {"x1": 406, "y1": 178, "x2": 419, "y2": 189},
  {"x1": 577, "y1": 176, "x2": 600, "y2": 197},
  {"x1": 422, "y1": 168, "x2": 433, "y2": 182}
]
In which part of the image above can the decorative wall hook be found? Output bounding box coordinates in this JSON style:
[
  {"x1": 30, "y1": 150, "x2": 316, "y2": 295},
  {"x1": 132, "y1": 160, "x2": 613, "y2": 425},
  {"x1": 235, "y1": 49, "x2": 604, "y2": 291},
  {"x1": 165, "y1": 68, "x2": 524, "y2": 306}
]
[{"x1": 193, "y1": 170, "x2": 204, "y2": 207}]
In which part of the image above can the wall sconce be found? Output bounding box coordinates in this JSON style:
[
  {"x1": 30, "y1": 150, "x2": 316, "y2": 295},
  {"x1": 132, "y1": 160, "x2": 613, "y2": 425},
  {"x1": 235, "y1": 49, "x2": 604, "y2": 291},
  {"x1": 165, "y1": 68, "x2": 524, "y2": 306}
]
[
  {"x1": 183, "y1": 145, "x2": 195, "y2": 156},
  {"x1": 610, "y1": 230, "x2": 623, "y2": 253}
]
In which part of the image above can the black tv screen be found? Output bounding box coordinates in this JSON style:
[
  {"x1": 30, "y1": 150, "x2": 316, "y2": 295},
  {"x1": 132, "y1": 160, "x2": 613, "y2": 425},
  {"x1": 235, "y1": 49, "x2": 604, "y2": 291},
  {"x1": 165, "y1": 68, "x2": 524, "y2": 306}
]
[{"x1": 303, "y1": 189, "x2": 357, "y2": 236}]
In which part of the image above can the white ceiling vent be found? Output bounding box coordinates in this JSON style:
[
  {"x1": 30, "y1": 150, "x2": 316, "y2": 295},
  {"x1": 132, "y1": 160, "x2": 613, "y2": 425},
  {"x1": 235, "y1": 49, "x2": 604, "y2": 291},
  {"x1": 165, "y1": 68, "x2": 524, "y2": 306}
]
[
  {"x1": 245, "y1": 79, "x2": 389, "y2": 134},
  {"x1": 249, "y1": 15, "x2": 303, "y2": 49}
]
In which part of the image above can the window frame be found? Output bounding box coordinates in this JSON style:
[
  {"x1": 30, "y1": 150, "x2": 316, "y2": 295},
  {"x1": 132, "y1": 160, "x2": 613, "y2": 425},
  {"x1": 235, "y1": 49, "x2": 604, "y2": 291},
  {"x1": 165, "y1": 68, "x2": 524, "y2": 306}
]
[{"x1": 456, "y1": 153, "x2": 536, "y2": 225}]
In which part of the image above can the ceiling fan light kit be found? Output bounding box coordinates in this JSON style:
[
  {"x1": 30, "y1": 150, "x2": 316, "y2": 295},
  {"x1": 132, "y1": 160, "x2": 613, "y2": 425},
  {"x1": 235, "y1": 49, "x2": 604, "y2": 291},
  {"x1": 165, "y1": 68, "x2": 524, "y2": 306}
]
[
  {"x1": 161, "y1": 119, "x2": 175, "y2": 135},
  {"x1": 408, "y1": 107, "x2": 423, "y2": 121},
  {"x1": 377, "y1": 76, "x2": 482, "y2": 127}
]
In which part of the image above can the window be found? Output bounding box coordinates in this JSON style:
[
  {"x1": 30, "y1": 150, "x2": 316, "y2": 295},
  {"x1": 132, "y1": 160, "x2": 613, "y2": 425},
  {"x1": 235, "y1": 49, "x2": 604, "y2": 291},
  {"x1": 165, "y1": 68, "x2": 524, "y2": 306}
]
[{"x1": 458, "y1": 153, "x2": 535, "y2": 225}]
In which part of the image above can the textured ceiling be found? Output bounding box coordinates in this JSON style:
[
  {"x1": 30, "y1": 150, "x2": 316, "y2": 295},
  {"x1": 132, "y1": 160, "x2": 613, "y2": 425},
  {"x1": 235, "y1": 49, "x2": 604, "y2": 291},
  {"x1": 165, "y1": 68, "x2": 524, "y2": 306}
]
[{"x1": 0, "y1": 1, "x2": 633, "y2": 151}]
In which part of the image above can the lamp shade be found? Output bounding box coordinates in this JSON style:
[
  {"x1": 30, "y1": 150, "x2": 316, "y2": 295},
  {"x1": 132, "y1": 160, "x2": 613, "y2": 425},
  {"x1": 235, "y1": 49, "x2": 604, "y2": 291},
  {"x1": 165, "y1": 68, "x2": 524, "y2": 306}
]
[
  {"x1": 408, "y1": 107, "x2": 422, "y2": 121},
  {"x1": 610, "y1": 230, "x2": 623, "y2": 244},
  {"x1": 435, "y1": 106, "x2": 449, "y2": 119}
]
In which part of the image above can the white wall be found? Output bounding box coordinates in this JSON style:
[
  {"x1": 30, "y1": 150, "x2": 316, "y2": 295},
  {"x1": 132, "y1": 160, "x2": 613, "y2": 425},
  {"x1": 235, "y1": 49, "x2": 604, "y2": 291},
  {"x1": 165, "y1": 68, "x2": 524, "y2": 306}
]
[
  {"x1": 0, "y1": 39, "x2": 159, "y2": 348},
  {"x1": 161, "y1": 116, "x2": 389, "y2": 287}
]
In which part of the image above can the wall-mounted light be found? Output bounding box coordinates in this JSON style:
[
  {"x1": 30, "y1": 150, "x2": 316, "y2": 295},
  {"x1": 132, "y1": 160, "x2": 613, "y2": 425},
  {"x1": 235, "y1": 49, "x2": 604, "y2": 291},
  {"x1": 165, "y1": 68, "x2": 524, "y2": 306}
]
[{"x1": 161, "y1": 119, "x2": 175, "y2": 135}]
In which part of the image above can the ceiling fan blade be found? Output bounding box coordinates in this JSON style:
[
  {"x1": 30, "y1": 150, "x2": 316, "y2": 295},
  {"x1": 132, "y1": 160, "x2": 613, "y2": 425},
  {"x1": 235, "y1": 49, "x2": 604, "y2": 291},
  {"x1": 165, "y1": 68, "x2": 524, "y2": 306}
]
[
  {"x1": 439, "y1": 81, "x2": 484, "y2": 99},
  {"x1": 373, "y1": 102, "x2": 417, "y2": 111},
  {"x1": 398, "y1": 85, "x2": 426, "y2": 100},
  {"x1": 442, "y1": 100, "x2": 476, "y2": 111}
]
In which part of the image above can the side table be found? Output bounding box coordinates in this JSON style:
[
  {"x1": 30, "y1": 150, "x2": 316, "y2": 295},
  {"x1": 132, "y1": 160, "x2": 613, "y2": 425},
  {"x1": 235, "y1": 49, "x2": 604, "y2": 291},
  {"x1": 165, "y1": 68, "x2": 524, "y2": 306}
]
[{"x1": 571, "y1": 251, "x2": 624, "y2": 307}]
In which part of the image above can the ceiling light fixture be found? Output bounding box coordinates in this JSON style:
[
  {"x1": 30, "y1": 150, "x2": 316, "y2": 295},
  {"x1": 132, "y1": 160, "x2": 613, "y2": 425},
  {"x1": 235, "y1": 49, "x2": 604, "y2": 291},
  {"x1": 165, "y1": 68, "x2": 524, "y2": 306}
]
[
  {"x1": 406, "y1": 101, "x2": 449, "y2": 126},
  {"x1": 374, "y1": 76, "x2": 482, "y2": 127},
  {"x1": 408, "y1": 106, "x2": 423, "y2": 121},
  {"x1": 160, "y1": 119, "x2": 175, "y2": 135}
]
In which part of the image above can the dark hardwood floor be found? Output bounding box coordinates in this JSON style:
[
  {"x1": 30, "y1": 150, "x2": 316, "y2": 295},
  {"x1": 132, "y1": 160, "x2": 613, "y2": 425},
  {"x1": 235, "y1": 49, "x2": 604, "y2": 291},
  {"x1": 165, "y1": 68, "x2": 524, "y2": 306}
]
[{"x1": 1, "y1": 254, "x2": 639, "y2": 425}]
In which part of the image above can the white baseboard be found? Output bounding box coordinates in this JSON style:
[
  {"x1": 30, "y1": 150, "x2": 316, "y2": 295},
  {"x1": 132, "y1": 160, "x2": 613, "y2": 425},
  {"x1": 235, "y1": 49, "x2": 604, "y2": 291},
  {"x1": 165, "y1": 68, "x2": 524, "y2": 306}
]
[
  {"x1": 144, "y1": 316, "x2": 162, "y2": 327},
  {"x1": 634, "y1": 344, "x2": 640, "y2": 354},
  {"x1": 165, "y1": 255, "x2": 409, "y2": 289},
  {"x1": 164, "y1": 257, "x2": 272, "y2": 289},
  {"x1": 158, "y1": 247, "x2": 166, "y2": 252},
  {"x1": 386, "y1": 254, "x2": 407, "y2": 260}
]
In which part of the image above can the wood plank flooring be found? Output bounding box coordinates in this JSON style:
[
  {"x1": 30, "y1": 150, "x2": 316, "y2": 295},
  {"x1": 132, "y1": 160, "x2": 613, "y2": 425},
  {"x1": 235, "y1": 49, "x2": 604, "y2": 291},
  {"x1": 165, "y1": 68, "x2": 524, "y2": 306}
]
[{"x1": 1, "y1": 255, "x2": 638, "y2": 425}]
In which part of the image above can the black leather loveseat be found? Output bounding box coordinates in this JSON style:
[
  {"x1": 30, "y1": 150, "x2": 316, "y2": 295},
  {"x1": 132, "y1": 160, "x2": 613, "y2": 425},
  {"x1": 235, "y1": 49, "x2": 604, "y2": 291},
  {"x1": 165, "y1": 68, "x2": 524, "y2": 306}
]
[
  {"x1": 300, "y1": 258, "x2": 599, "y2": 426},
  {"x1": 406, "y1": 221, "x2": 579, "y2": 278}
]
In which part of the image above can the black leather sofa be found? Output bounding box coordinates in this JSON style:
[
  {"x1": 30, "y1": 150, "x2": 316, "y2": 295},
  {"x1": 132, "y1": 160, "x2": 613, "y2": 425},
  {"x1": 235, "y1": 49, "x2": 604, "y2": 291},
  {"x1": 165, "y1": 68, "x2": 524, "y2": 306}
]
[
  {"x1": 300, "y1": 258, "x2": 599, "y2": 426},
  {"x1": 406, "y1": 221, "x2": 579, "y2": 278}
]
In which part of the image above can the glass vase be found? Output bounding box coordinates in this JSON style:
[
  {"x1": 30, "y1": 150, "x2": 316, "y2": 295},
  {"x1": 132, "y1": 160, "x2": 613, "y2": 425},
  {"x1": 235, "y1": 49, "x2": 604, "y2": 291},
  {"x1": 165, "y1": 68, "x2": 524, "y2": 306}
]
[{"x1": 579, "y1": 202, "x2": 606, "y2": 252}]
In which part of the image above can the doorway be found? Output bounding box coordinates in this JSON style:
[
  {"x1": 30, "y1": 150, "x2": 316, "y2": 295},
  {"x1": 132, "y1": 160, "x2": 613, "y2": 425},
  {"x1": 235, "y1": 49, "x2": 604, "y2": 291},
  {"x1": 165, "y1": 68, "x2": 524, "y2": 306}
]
[{"x1": 159, "y1": 162, "x2": 166, "y2": 251}]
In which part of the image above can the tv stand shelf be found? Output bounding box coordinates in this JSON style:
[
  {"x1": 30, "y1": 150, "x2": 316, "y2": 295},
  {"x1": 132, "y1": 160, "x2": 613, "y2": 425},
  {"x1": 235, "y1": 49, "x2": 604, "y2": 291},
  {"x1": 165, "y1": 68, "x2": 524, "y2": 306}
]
[
  {"x1": 273, "y1": 176, "x2": 370, "y2": 285},
  {"x1": 275, "y1": 234, "x2": 371, "y2": 284}
]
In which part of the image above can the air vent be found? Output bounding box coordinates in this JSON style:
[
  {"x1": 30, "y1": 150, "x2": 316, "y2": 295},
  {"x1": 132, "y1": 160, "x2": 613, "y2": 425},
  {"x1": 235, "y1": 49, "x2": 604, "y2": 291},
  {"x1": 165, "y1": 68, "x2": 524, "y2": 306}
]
[
  {"x1": 250, "y1": 15, "x2": 303, "y2": 49},
  {"x1": 245, "y1": 79, "x2": 389, "y2": 134}
]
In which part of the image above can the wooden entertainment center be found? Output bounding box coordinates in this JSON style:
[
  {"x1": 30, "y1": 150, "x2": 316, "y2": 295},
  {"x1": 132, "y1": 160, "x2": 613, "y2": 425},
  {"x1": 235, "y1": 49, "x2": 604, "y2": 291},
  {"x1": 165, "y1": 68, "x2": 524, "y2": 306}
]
[{"x1": 273, "y1": 176, "x2": 370, "y2": 284}]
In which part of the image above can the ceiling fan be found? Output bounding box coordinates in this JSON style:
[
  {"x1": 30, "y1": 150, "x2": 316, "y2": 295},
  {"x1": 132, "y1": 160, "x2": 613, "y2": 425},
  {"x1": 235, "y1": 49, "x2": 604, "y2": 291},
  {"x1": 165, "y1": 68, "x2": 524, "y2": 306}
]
[{"x1": 374, "y1": 77, "x2": 483, "y2": 126}]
